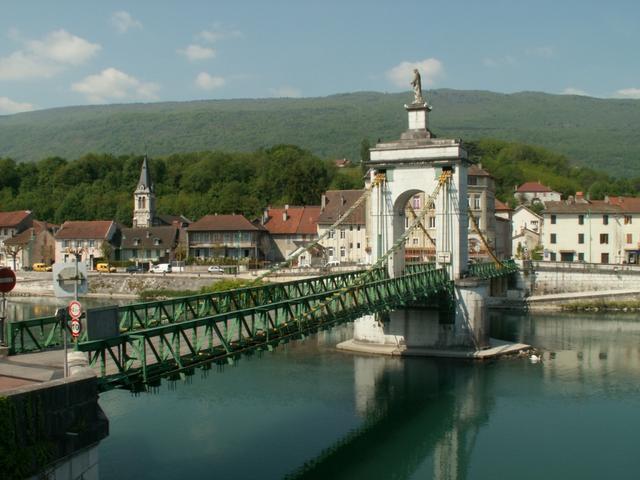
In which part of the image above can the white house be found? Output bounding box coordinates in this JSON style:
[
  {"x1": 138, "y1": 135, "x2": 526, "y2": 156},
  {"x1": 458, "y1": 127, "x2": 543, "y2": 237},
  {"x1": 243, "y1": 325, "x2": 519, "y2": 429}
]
[
  {"x1": 317, "y1": 190, "x2": 368, "y2": 264},
  {"x1": 515, "y1": 181, "x2": 561, "y2": 204},
  {"x1": 54, "y1": 221, "x2": 119, "y2": 268}
]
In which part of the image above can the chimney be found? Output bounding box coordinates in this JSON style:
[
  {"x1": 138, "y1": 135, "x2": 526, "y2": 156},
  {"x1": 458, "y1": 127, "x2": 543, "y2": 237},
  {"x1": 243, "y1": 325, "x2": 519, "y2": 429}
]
[
  {"x1": 283, "y1": 205, "x2": 289, "y2": 221},
  {"x1": 262, "y1": 208, "x2": 269, "y2": 225},
  {"x1": 604, "y1": 195, "x2": 609, "y2": 203},
  {"x1": 321, "y1": 194, "x2": 326, "y2": 211},
  {"x1": 576, "y1": 191, "x2": 584, "y2": 202},
  {"x1": 341, "y1": 195, "x2": 346, "y2": 206}
]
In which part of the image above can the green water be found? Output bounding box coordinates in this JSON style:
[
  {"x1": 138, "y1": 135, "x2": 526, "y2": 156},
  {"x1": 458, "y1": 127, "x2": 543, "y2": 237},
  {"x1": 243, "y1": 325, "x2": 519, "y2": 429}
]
[{"x1": 97, "y1": 311, "x2": 640, "y2": 479}]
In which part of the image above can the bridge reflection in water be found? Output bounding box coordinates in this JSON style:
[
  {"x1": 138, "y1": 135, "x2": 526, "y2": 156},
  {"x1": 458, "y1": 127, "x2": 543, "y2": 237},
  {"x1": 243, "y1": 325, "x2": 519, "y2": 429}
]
[{"x1": 287, "y1": 351, "x2": 493, "y2": 480}]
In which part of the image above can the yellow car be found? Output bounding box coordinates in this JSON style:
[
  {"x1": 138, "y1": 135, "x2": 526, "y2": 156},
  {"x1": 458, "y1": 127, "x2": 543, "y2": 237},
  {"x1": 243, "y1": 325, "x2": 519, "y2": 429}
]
[
  {"x1": 32, "y1": 263, "x2": 52, "y2": 272},
  {"x1": 96, "y1": 263, "x2": 117, "y2": 273}
]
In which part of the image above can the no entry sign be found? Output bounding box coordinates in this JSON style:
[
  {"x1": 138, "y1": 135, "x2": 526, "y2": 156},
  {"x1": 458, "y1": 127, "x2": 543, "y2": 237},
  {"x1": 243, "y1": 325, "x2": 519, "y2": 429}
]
[{"x1": 0, "y1": 268, "x2": 16, "y2": 293}]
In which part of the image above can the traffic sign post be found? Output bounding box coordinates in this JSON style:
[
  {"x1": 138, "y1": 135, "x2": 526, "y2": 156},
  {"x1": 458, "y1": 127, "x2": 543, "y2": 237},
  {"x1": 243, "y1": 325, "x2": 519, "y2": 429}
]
[
  {"x1": 0, "y1": 267, "x2": 16, "y2": 346},
  {"x1": 68, "y1": 300, "x2": 82, "y2": 319},
  {"x1": 70, "y1": 319, "x2": 82, "y2": 338}
]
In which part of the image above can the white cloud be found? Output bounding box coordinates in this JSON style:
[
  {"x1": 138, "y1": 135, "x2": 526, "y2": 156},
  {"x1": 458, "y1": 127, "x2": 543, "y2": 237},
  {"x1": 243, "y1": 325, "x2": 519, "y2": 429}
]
[
  {"x1": 71, "y1": 68, "x2": 159, "y2": 103},
  {"x1": 615, "y1": 88, "x2": 640, "y2": 99},
  {"x1": 27, "y1": 30, "x2": 100, "y2": 65},
  {"x1": 195, "y1": 72, "x2": 225, "y2": 90},
  {"x1": 0, "y1": 51, "x2": 59, "y2": 80},
  {"x1": 268, "y1": 86, "x2": 302, "y2": 98},
  {"x1": 179, "y1": 44, "x2": 216, "y2": 62},
  {"x1": 0, "y1": 29, "x2": 99, "y2": 80},
  {"x1": 562, "y1": 87, "x2": 589, "y2": 96},
  {"x1": 111, "y1": 11, "x2": 143, "y2": 33},
  {"x1": 526, "y1": 46, "x2": 555, "y2": 58},
  {"x1": 386, "y1": 58, "x2": 444, "y2": 88},
  {"x1": 0, "y1": 96, "x2": 35, "y2": 114},
  {"x1": 197, "y1": 26, "x2": 243, "y2": 43}
]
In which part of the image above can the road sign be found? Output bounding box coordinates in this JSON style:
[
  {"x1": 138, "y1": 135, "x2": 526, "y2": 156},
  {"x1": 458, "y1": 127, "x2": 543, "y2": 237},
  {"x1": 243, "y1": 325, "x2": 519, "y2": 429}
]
[
  {"x1": 70, "y1": 318, "x2": 82, "y2": 338},
  {"x1": 68, "y1": 300, "x2": 82, "y2": 319},
  {"x1": 53, "y1": 262, "x2": 88, "y2": 298},
  {"x1": 0, "y1": 267, "x2": 16, "y2": 293}
]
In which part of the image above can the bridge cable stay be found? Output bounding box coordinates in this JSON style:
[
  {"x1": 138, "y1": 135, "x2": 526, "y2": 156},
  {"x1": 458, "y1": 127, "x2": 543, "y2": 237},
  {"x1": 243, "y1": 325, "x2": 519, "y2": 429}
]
[
  {"x1": 297, "y1": 170, "x2": 453, "y2": 322},
  {"x1": 445, "y1": 183, "x2": 503, "y2": 267},
  {"x1": 406, "y1": 203, "x2": 436, "y2": 246},
  {"x1": 252, "y1": 174, "x2": 387, "y2": 283}
]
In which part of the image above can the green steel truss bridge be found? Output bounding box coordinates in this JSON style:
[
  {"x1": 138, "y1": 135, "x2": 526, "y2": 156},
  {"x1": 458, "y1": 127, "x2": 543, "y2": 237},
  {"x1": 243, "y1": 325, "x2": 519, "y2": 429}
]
[{"x1": 7, "y1": 260, "x2": 516, "y2": 392}]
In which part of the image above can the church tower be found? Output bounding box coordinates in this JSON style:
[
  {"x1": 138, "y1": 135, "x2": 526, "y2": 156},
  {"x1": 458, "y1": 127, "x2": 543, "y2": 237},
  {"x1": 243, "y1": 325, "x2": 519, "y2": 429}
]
[{"x1": 133, "y1": 155, "x2": 156, "y2": 228}]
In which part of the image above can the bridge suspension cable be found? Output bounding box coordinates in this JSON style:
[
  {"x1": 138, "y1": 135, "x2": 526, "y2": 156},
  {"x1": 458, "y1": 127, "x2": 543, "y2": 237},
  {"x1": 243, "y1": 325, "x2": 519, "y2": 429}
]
[
  {"x1": 252, "y1": 174, "x2": 387, "y2": 282},
  {"x1": 298, "y1": 170, "x2": 453, "y2": 322}
]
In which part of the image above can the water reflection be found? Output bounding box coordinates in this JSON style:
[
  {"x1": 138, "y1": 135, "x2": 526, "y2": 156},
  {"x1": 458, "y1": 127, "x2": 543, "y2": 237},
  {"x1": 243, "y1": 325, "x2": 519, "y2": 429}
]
[{"x1": 4, "y1": 296, "x2": 128, "y2": 321}]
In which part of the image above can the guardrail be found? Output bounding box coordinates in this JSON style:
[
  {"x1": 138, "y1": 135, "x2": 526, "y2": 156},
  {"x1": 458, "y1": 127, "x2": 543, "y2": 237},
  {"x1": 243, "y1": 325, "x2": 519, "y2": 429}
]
[
  {"x1": 468, "y1": 259, "x2": 518, "y2": 278},
  {"x1": 6, "y1": 268, "x2": 388, "y2": 355}
]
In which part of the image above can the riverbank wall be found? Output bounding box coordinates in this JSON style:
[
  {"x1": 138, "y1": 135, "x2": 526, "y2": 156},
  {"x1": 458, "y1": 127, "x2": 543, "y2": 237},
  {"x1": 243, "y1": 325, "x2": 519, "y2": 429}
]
[{"x1": 0, "y1": 372, "x2": 108, "y2": 480}]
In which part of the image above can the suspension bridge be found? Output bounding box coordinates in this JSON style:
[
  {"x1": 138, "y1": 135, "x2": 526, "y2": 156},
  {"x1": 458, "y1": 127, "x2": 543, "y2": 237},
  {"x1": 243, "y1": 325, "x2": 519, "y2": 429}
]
[{"x1": 3, "y1": 101, "x2": 520, "y2": 392}]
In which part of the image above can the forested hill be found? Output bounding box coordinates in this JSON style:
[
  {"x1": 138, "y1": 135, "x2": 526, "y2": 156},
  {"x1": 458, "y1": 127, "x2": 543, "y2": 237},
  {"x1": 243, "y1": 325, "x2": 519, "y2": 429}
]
[{"x1": 1, "y1": 90, "x2": 639, "y2": 176}]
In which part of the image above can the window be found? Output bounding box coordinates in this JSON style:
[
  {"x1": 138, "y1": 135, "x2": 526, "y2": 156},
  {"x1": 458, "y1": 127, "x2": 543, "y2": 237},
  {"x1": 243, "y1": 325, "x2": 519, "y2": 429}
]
[
  {"x1": 357, "y1": 225, "x2": 361, "y2": 231},
  {"x1": 578, "y1": 252, "x2": 584, "y2": 261},
  {"x1": 550, "y1": 252, "x2": 557, "y2": 261},
  {"x1": 350, "y1": 225, "x2": 353, "y2": 231},
  {"x1": 474, "y1": 196, "x2": 481, "y2": 210},
  {"x1": 627, "y1": 233, "x2": 633, "y2": 244},
  {"x1": 600, "y1": 233, "x2": 609, "y2": 244},
  {"x1": 412, "y1": 238, "x2": 419, "y2": 245},
  {"x1": 356, "y1": 242, "x2": 361, "y2": 249},
  {"x1": 340, "y1": 246, "x2": 345, "y2": 257},
  {"x1": 412, "y1": 195, "x2": 421, "y2": 209},
  {"x1": 468, "y1": 176, "x2": 478, "y2": 186},
  {"x1": 405, "y1": 217, "x2": 409, "y2": 228},
  {"x1": 63, "y1": 240, "x2": 69, "y2": 248},
  {"x1": 328, "y1": 247, "x2": 334, "y2": 257},
  {"x1": 624, "y1": 215, "x2": 632, "y2": 225},
  {"x1": 133, "y1": 239, "x2": 140, "y2": 246},
  {"x1": 428, "y1": 216, "x2": 436, "y2": 228},
  {"x1": 550, "y1": 233, "x2": 557, "y2": 244},
  {"x1": 603, "y1": 215, "x2": 609, "y2": 225},
  {"x1": 578, "y1": 215, "x2": 584, "y2": 225},
  {"x1": 550, "y1": 215, "x2": 556, "y2": 224},
  {"x1": 349, "y1": 242, "x2": 353, "y2": 249},
  {"x1": 578, "y1": 233, "x2": 584, "y2": 244},
  {"x1": 329, "y1": 230, "x2": 335, "y2": 239},
  {"x1": 340, "y1": 229, "x2": 345, "y2": 239},
  {"x1": 601, "y1": 253, "x2": 609, "y2": 264}
]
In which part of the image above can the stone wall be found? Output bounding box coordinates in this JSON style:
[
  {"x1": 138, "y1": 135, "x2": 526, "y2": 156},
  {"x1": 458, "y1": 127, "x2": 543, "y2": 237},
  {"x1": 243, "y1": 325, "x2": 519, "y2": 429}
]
[
  {"x1": 516, "y1": 261, "x2": 640, "y2": 295},
  {"x1": 1, "y1": 373, "x2": 108, "y2": 479}
]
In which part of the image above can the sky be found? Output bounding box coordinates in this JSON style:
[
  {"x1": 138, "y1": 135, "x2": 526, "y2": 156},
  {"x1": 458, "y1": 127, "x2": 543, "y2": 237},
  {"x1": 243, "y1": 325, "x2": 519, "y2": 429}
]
[{"x1": 1, "y1": 0, "x2": 639, "y2": 114}]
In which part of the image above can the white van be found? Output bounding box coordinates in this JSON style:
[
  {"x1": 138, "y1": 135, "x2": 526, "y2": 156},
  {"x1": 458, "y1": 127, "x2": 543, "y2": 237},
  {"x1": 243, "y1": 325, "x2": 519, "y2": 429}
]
[
  {"x1": 325, "y1": 260, "x2": 340, "y2": 268},
  {"x1": 150, "y1": 263, "x2": 172, "y2": 273}
]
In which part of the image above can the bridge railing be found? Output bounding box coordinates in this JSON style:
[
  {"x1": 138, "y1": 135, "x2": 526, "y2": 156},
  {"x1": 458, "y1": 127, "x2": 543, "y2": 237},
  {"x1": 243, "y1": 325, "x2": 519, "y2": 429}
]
[
  {"x1": 6, "y1": 268, "x2": 388, "y2": 355},
  {"x1": 76, "y1": 266, "x2": 451, "y2": 391},
  {"x1": 468, "y1": 259, "x2": 518, "y2": 278}
]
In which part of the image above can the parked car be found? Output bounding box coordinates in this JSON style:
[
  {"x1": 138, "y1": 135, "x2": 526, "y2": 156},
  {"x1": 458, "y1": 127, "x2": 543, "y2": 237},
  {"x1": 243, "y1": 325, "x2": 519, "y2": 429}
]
[
  {"x1": 150, "y1": 263, "x2": 172, "y2": 273},
  {"x1": 96, "y1": 262, "x2": 116, "y2": 273},
  {"x1": 126, "y1": 264, "x2": 146, "y2": 274},
  {"x1": 207, "y1": 265, "x2": 225, "y2": 273},
  {"x1": 324, "y1": 260, "x2": 340, "y2": 268},
  {"x1": 32, "y1": 263, "x2": 52, "y2": 272}
]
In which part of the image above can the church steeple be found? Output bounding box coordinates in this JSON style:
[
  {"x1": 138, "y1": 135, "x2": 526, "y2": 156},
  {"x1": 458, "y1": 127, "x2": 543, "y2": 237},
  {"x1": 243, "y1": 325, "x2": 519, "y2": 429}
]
[{"x1": 133, "y1": 155, "x2": 156, "y2": 228}]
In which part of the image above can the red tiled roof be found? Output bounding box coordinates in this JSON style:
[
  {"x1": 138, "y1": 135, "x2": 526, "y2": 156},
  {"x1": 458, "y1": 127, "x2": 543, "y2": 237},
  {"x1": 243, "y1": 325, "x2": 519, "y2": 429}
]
[
  {"x1": 607, "y1": 196, "x2": 640, "y2": 213},
  {"x1": 188, "y1": 214, "x2": 260, "y2": 232},
  {"x1": 263, "y1": 206, "x2": 321, "y2": 235},
  {"x1": 0, "y1": 210, "x2": 31, "y2": 228},
  {"x1": 494, "y1": 199, "x2": 511, "y2": 211},
  {"x1": 543, "y1": 200, "x2": 620, "y2": 214},
  {"x1": 55, "y1": 221, "x2": 115, "y2": 240},
  {"x1": 516, "y1": 182, "x2": 554, "y2": 193},
  {"x1": 318, "y1": 190, "x2": 366, "y2": 225},
  {"x1": 468, "y1": 164, "x2": 492, "y2": 177}
]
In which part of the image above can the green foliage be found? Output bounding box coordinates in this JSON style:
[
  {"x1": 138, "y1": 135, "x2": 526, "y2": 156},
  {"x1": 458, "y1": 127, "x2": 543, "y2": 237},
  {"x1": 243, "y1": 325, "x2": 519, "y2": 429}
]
[
  {"x1": 138, "y1": 278, "x2": 263, "y2": 300},
  {"x1": 0, "y1": 145, "x2": 337, "y2": 224},
  {"x1": 2, "y1": 90, "x2": 640, "y2": 177},
  {"x1": 466, "y1": 138, "x2": 640, "y2": 204}
]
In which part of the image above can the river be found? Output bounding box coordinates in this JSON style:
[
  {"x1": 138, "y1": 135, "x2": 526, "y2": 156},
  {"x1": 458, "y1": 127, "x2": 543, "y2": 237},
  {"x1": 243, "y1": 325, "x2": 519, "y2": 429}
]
[{"x1": 90, "y1": 310, "x2": 640, "y2": 479}]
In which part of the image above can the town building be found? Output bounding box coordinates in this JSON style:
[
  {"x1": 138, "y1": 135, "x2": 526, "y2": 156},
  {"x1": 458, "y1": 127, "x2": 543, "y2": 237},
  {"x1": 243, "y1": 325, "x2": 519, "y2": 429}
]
[
  {"x1": 540, "y1": 193, "x2": 640, "y2": 264},
  {"x1": 118, "y1": 226, "x2": 180, "y2": 264},
  {"x1": 0, "y1": 210, "x2": 33, "y2": 268},
  {"x1": 261, "y1": 205, "x2": 321, "y2": 265},
  {"x1": 187, "y1": 214, "x2": 264, "y2": 260},
  {"x1": 3, "y1": 220, "x2": 57, "y2": 270},
  {"x1": 515, "y1": 181, "x2": 561, "y2": 204},
  {"x1": 317, "y1": 190, "x2": 367, "y2": 264},
  {"x1": 54, "y1": 220, "x2": 119, "y2": 268},
  {"x1": 511, "y1": 205, "x2": 543, "y2": 259}
]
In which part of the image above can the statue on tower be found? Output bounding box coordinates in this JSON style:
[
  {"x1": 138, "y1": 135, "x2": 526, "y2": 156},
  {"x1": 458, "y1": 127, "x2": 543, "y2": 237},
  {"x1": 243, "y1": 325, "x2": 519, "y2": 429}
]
[{"x1": 410, "y1": 68, "x2": 425, "y2": 105}]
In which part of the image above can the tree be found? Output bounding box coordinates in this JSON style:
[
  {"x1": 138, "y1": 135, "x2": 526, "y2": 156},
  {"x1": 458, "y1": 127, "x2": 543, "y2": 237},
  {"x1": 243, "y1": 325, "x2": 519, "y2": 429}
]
[
  {"x1": 101, "y1": 241, "x2": 114, "y2": 266},
  {"x1": 2, "y1": 244, "x2": 23, "y2": 271}
]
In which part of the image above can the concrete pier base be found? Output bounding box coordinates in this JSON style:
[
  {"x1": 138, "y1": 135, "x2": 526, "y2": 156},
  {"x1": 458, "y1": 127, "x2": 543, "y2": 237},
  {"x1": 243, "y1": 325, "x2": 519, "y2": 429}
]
[{"x1": 337, "y1": 278, "x2": 530, "y2": 359}]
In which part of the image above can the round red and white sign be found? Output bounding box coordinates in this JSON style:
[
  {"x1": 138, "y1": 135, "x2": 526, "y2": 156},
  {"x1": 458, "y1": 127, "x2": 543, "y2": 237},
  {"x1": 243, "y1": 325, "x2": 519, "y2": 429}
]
[
  {"x1": 70, "y1": 319, "x2": 82, "y2": 337},
  {"x1": 68, "y1": 300, "x2": 82, "y2": 319},
  {"x1": 0, "y1": 267, "x2": 16, "y2": 293}
]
